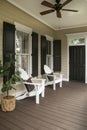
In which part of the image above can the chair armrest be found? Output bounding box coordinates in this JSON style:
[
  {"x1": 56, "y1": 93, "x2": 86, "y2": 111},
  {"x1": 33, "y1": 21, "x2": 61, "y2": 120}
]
[
  {"x1": 23, "y1": 81, "x2": 41, "y2": 86},
  {"x1": 24, "y1": 78, "x2": 46, "y2": 90},
  {"x1": 47, "y1": 74, "x2": 56, "y2": 81},
  {"x1": 24, "y1": 81, "x2": 41, "y2": 91},
  {"x1": 32, "y1": 78, "x2": 46, "y2": 83},
  {"x1": 53, "y1": 73, "x2": 63, "y2": 79},
  {"x1": 47, "y1": 74, "x2": 56, "y2": 79}
]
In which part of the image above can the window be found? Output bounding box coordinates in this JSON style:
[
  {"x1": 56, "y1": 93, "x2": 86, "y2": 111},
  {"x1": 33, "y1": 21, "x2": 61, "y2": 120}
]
[
  {"x1": 46, "y1": 35, "x2": 53, "y2": 69},
  {"x1": 15, "y1": 23, "x2": 32, "y2": 75},
  {"x1": 16, "y1": 30, "x2": 29, "y2": 72},
  {"x1": 69, "y1": 38, "x2": 85, "y2": 46}
]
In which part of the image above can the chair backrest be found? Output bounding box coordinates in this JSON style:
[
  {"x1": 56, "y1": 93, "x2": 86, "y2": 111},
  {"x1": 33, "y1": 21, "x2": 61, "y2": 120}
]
[
  {"x1": 19, "y1": 67, "x2": 29, "y2": 80},
  {"x1": 44, "y1": 65, "x2": 53, "y2": 74}
]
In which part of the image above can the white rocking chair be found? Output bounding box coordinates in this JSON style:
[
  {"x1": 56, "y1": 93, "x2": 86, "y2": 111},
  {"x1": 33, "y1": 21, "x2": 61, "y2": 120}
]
[
  {"x1": 16, "y1": 68, "x2": 45, "y2": 104},
  {"x1": 44, "y1": 65, "x2": 63, "y2": 90}
]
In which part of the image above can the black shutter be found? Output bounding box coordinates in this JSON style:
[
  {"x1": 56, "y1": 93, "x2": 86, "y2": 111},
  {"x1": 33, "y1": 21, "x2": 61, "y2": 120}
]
[
  {"x1": 32, "y1": 32, "x2": 38, "y2": 76},
  {"x1": 53, "y1": 40, "x2": 61, "y2": 72},
  {"x1": 41, "y1": 35, "x2": 46, "y2": 74},
  {"x1": 3, "y1": 22, "x2": 15, "y2": 83}
]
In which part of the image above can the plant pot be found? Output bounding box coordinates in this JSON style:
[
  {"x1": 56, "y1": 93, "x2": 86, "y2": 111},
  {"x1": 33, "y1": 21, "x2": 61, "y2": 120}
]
[{"x1": 1, "y1": 96, "x2": 16, "y2": 112}]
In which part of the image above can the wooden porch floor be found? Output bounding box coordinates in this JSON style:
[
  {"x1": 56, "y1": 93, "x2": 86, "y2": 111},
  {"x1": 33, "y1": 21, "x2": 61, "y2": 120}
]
[{"x1": 0, "y1": 81, "x2": 87, "y2": 130}]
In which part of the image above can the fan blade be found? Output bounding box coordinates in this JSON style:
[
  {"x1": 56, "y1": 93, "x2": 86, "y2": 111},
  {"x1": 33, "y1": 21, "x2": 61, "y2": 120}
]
[
  {"x1": 40, "y1": 9, "x2": 55, "y2": 15},
  {"x1": 56, "y1": 11, "x2": 61, "y2": 18},
  {"x1": 41, "y1": 1, "x2": 54, "y2": 8},
  {"x1": 61, "y1": 0, "x2": 72, "y2": 8},
  {"x1": 62, "y1": 9, "x2": 78, "y2": 12}
]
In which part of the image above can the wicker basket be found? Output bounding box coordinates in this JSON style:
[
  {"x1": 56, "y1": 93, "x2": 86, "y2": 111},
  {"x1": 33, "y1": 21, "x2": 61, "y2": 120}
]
[{"x1": 1, "y1": 96, "x2": 16, "y2": 112}]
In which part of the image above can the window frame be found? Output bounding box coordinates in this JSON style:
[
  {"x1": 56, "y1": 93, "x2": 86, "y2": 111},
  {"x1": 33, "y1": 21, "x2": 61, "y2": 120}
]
[
  {"x1": 45, "y1": 35, "x2": 53, "y2": 70},
  {"x1": 15, "y1": 22, "x2": 32, "y2": 76}
]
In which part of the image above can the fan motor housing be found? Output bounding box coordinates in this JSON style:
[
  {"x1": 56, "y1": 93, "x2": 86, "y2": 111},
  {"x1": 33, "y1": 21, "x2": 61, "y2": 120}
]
[{"x1": 56, "y1": 0, "x2": 61, "y2": 4}]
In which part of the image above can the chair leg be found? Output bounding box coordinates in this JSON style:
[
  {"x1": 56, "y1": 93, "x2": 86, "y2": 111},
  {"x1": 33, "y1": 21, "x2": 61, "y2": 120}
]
[
  {"x1": 41, "y1": 89, "x2": 45, "y2": 97},
  {"x1": 53, "y1": 82, "x2": 56, "y2": 90},
  {"x1": 36, "y1": 93, "x2": 39, "y2": 104},
  {"x1": 59, "y1": 81, "x2": 62, "y2": 88}
]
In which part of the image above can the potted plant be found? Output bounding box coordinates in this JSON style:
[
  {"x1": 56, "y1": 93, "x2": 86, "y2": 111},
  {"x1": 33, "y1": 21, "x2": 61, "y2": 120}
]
[{"x1": 0, "y1": 59, "x2": 22, "y2": 112}]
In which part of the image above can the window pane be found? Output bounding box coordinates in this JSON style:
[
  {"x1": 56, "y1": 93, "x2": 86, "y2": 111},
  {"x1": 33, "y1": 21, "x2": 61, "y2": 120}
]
[
  {"x1": 46, "y1": 56, "x2": 51, "y2": 68},
  {"x1": 46, "y1": 40, "x2": 51, "y2": 54},
  {"x1": 16, "y1": 31, "x2": 29, "y2": 53},
  {"x1": 21, "y1": 55, "x2": 28, "y2": 72},
  {"x1": 69, "y1": 38, "x2": 85, "y2": 45},
  {"x1": 16, "y1": 30, "x2": 29, "y2": 73}
]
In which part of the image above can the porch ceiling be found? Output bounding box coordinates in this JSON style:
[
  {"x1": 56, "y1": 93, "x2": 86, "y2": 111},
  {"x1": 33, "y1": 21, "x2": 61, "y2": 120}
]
[{"x1": 7, "y1": 0, "x2": 87, "y2": 30}]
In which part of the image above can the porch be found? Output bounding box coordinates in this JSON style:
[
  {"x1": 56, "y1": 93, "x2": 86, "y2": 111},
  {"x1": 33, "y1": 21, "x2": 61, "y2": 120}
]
[{"x1": 0, "y1": 81, "x2": 87, "y2": 130}]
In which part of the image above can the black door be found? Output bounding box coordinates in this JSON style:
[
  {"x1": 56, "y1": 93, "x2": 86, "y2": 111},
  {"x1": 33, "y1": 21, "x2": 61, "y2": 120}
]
[{"x1": 69, "y1": 46, "x2": 85, "y2": 82}]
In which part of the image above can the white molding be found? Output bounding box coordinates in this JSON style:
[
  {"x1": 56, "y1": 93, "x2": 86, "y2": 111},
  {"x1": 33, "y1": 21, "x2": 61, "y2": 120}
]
[
  {"x1": 55, "y1": 24, "x2": 87, "y2": 31},
  {"x1": 67, "y1": 38, "x2": 69, "y2": 82},
  {"x1": 85, "y1": 37, "x2": 87, "y2": 83},
  {"x1": 15, "y1": 22, "x2": 32, "y2": 33},
  {"x1": 46, "y1": 35, "x2": 53, "y2": 41},
  {"x1": 66, "y1": 32, "x2": 87, "y2": 38}
]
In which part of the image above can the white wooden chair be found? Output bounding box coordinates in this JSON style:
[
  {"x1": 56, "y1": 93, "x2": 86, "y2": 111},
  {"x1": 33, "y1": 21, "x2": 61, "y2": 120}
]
[
  {"x1": 16, "y1": 68, "x2": 45, "y2": 104},
  {"x1": 44, "y1": 65, "x2": 63, "y2": 90}
]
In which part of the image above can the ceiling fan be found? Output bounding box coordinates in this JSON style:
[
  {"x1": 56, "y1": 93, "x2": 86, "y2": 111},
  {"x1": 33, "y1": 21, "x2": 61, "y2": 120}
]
[{"x1": 40, "y1": 0, "x2": 78, "y2": 18}]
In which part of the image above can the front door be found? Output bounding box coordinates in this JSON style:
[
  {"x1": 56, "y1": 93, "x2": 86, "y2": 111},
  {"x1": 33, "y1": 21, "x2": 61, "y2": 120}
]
[{"x1": 69, "y1": 46, "x2": 85, "y2": 82}]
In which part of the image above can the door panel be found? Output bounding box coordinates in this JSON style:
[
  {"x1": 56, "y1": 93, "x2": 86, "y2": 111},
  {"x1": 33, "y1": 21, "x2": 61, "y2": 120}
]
[{"x1": 69, "y1": 46, "x2": 85, "y2": 82}]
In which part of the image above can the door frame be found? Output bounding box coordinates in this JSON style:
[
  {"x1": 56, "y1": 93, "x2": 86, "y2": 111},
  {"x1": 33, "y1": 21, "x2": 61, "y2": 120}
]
[{"x1": 66, "y1": 32, "x2": 87, "y2": 83}]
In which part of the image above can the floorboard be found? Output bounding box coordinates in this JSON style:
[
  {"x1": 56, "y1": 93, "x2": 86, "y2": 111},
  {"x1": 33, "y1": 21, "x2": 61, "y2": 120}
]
[{"x1": 0, "y1": 81, "x2": 87, "y2": 130}]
